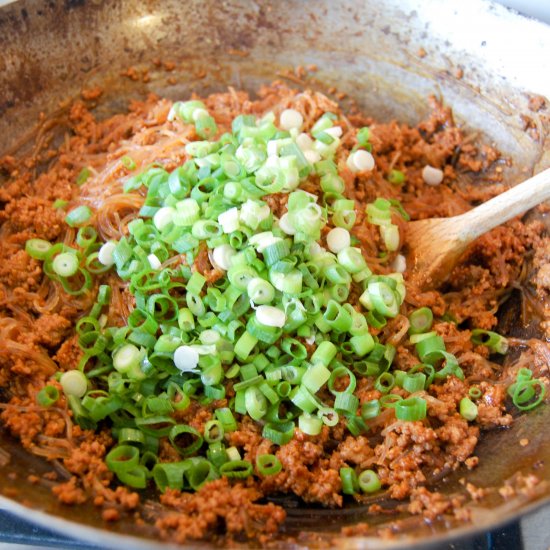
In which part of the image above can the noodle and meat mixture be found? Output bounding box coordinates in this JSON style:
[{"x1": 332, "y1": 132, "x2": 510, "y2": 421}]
[{"x1": 0, "y1": 83, "x2": 548, "y2": 544}]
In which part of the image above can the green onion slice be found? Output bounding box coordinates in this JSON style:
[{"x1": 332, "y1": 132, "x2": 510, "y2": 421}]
[{"x1": 256, "y1": 454, "x2": 282, "y2": 476}]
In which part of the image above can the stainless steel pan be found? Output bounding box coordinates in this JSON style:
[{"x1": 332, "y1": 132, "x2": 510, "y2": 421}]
[{"x1": 0, "y1": 0, "x2": 549, "y2": 547}]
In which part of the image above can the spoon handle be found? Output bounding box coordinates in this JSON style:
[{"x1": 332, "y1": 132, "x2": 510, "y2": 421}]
[{"x1": 457, "y1": 168, "x2": 550, "y2": 242}]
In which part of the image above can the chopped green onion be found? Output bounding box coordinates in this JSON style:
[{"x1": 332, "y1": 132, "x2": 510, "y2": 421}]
[
  {"x1": 302, "y1": 362, "x2": 331, "y2": 394},
  {"x1": 361, "y1": 281, "x2": 400, "y2": 318},
  {"x1": 153, "y1": 461, "x2": 190, "y2": 491},
  {"x1": 346, "y1": 415, "x2": 368, "y2": 436},
  {"x1": 311, "y1": 341, "x2": 337, "y2": 366},
  {"x1": 169, "y1": 424, "x2": 203, "y2": 457},
  {"x1": 388, "y1": 169, "x2": 405, "y2": 185},
  {"x1": 317, "y1": 407, "x2": 339, "y2": 426},
  {"x1": 121, "y1": 156, "x2": 136, "y2": 170},
  {"x1": 247, "y1": 278, "x2": 275, "y2": 304},
  {"x1": 469, "y1": 387, "x2": 482, "y2": 399},
  {"x1": 356, "y1": 127, "x2": 370, "y2": 146},
  {"x1": 76, "y1": 167, "x2": 91, "y2": 186},
  {"x1": 215, "y1": 407, "x2": 238, "y2": 432},
  {"x1": 52, "y1": 252, "x2": 79, "y2": 277},
  {"x1": 408, "y1": 307, "x2": 433, "y2": 335},
  {"x1": 219, "y1": 459, "x2": 253, "y2": 479},
  {"x1": 113, "y1": 344, "x2": 142, "y2": 374},
  {"x1": 60, "y1": 370, "x2": 88, "y2": 397},
  {"x1": 245, "y1": 386, "x2": 268, "y2": 421},
  {"x1": 508, "y1": 372, "x2": 546, "y2": 411},
  {"x1": 204, "y1": 420, "x2": 224, "y2": 443},
  {"x1": 379, "y1": 394, "x2": 402, "y2": 408},
  {"x1": 106, "y1": 445, "x2": 140, "y2": 473},
  {"x1": 186, "y1": 271, "x2": 206, "y2": 295},
  {"x1": 298, "y1": 412, "x2": 323, "y2": 435},
  {"x1": 334, "y1": 392, "x2": 359, "y2": 414},
  {"x1": 471, "y1": 329, "x2": 508, "y2": 354},
  {"x1": 118, "y1": 428, "x2": 145, "y2": 446},
  {"x1": 25, "y1": 239, "x2": 52, "y2": 260},
  {"x1": 358, "y1": 469, "x2": 381, "y2": 493},
  {"x1": 262, "y1": 421, "x2": 294, "y2": 445},
  {"x1": 65, "y1": 205, "x2": 93, "y2": 227},
  {"x1": 36, "y1": 385, "x2": 59, "y2": 407},
  {"x1": 328, "y1": 366, "x2": 356, "y2": 395},
  {"x1": 29, "y1": 101, "x2": 485, "y2": 494},
  {"x1": 374, "y1": 372, "x2": 395, "y2": 394},
  {"x1": 459, "y1": 397, "x2": 478, "y2": 421},
  {"x1": 340, "y1": 467, "x2": 358, "y2": 495},
  {"x1": 361, "y1": 400, "x2": 380, "y2": 420},
  {"x1": 256, "y1": 454, "x2": 282, "y2": 476},
  {"x1": 323, "y1": 300, "x2": 353, "y2": 332},
  {"x1": 394, "y1": 397, "x2": 427, "y2": 421},
  {"x1": 115, "y1": 466, "x2": 148, "y2": 489},
  {"x1": 402, "y1": 372, "x2": 426, "y2": 393},
  {"x1": 53, "y1": 199, "x2": 68, "y2": 209}
]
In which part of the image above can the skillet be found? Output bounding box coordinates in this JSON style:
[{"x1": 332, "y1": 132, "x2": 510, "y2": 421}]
[{"x1": 0, "y1": 0, "x2": 549, "y2": 547}]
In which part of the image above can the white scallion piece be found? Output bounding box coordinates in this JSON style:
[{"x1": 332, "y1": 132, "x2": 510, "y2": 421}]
[
  {"x1": 422, "y1": 165, "x2": 444, "y2": 186},
  {"x1": 381, "y1": 224, "x2": 400, "y2": 252},
  {"x1": 218, "y1": 207, "x2": 240, "y2": 234},
  {"x1": 60, "y1": 370, "x2": 88, "y2": 397},
  {"x1": 391, "y1": 254, "x2": 407, "y2": 273},
  {"x1": 249, "y1": 231, "x2": 274, "y2": 247},
  {"x1": 267, "y1": 140, "x2": 280, "y2": 158},
  {"x1": 174, "y1": 345, "x2": 200, "y2": 372},
  {"x1": 325, "y1": 126, "x2": 343, "y2": 138},
  {"x1": 304, "y1": 150, "x2": 321, "y2": 164},
  {"x1": 296, "y1": 133, "x2": 314, "y2": 151},
  {"x1": 147, "y1": 253, "x2": 162, "y2": 270},
  {"x1": 256, "y1": 305, "x2": 287, "y2": 328},
  {"x1": 314, "y1": 137, "x2": 340, "y2": 158},
  {"x1": 326, "y1": 227, "x2": 351, "y2": 253},
  {"x1": 211, "y1": 244, "x2": 236, "y2": 271},
  {"x1": 226, "y1": 446, "x2": 241, "y2": 461},
  {"x1": 279, "y1": 108, "x2": 304, "y2": 131},
  {"x1": 113, "y1": 344, "x2": 141, "y2": 373},
  {"x1": 278, "y1": 212, "x2": 296, "y2": 235},
  {"x1": 249, "y1": 231, "x2": 282, "y2": 252},
  {"x1": 309, "y1": 242, "x2": 325, "y2": 257},
  {"x1": 301, "y1": 202, "x2": 323, "y2": 224},
  {"x1": 278, "y1": 156, "x2": 300, "y2": 191},
  {"x1": 347, "y1": 150, "x2": 375, "y2": 173},
  {"x1": 289, "y1": 128, "x2": 299, "y2": 139},
  {"x1": 240, "y1": 199, "x2": 270, "y2": 228},
  {"x1": 174, "y1": 198, "x2": 200, "y2": 226},
  {"x1": 97, "y1": 241, "x2": 116, "y2": 266},
  {"x1": 153, "y1": 206, "x2": 176, "y2": 231},
  {"x1": 167, "y1": 105, "x2": 178, "y2": 121}
]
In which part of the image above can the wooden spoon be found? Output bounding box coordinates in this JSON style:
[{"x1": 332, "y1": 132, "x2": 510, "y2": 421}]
[{"x1": 406, "y1": 168, "x2": 550, "y2": 289}]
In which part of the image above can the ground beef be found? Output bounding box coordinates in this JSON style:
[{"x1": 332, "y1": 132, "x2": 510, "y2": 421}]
[
  {"x1": 30, "y1": 314, "x2": 72, "y2": 348},
  {"x1": 1, "y1": 197, "x2": 63, "y2": 241},
  {"x1": 155, "y1": 478, "x2": 285, "y2": 543},
  {"x1": 54, "y1": 335, "x2": 83, "y2": 371},
  {"x1": 475, "y1": 382, "x2": 512, "y2": 428},
  {"x1": 407, "y1": 486, "x2": 466, "y2": 521},
  {"x1": 52, "y1": 477, "x2": 87, "y2": 505},
  {"x1": 0, "y1": 249, "x2": 42, "y2": 294}
]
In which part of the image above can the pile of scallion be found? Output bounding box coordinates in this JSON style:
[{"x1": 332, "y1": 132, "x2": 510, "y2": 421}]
[{"x1": 26, "y1": 100, "x2": 545, "y2": 496}]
